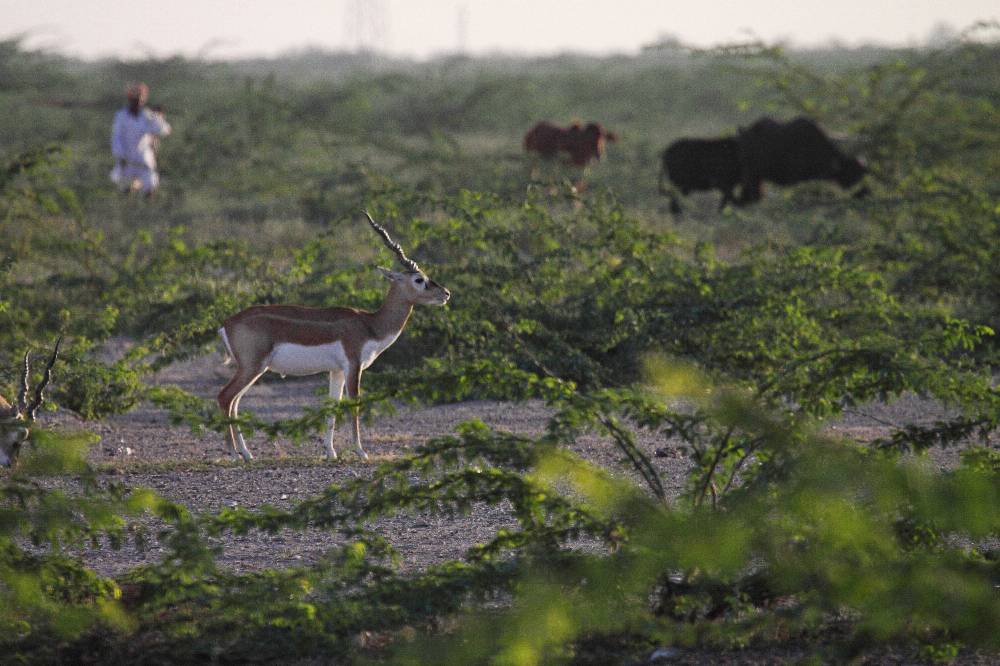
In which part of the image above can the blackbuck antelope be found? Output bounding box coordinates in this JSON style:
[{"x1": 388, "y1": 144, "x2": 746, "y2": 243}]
[
  {"x1": 217, "y1": 212, "x2": 450, "y2": 461},
  {"x1": 0, "y1": 339, "x2": 61, "y2": 467}
]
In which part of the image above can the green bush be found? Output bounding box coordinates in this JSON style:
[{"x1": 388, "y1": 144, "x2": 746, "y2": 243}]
[{"x1": 0, "y1": 29, "x2": 998, "y2": 664}]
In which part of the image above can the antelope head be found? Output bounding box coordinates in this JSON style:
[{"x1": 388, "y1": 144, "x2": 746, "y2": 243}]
[
  {"x1": 364, "y1": 211, "x2": 450, "y2": 306},
  {"x1": 0, "y1": 338, "x2": 61, "y2": 467}
]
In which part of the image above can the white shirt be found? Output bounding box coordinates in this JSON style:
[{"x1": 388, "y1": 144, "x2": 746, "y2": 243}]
[{"x1": 111, "y1": 107, "x2": 171, "y2": 169}]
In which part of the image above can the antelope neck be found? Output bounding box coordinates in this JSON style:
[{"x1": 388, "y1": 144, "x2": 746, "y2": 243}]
[{"x1": 370, "y1": 283, "x2": 414, "y2": 339}]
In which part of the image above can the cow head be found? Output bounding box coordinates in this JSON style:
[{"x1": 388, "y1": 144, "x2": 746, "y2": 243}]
[{"x1": 0, "y1": 340, "x2": 61, "y2": 468}]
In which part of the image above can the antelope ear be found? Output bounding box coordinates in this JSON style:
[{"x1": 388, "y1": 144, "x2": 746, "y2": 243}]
[{"x1": 376, "y1": 266, "x2": 404, "y2": 281}]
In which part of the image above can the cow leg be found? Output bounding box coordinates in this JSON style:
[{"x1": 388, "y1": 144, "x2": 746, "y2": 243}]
[
  {"x1": 737, "y1": 179, "x2": 762, "y2": 206},
  {"x1": 719, "y1": 188, "x2": 734, "y2": 211},
  {"x1": 667, "y1": 186, "x2": 687, "y2": 215}
]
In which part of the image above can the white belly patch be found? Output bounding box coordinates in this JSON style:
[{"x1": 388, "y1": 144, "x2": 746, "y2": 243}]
[
  {"x1": 267, "y1": 341, "x2": 349, "y2": 377},
  {"x1": 265, "y1": 334, "x2": 399, "y2": 377}
]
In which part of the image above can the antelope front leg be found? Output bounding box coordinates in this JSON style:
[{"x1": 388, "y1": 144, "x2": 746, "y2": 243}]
[
  {"x1": 345, "y1": 365, "x2": 368, "y2": 460},
  {"x1": 325, "y1": 370, "x2": 345, "y2": 459}
]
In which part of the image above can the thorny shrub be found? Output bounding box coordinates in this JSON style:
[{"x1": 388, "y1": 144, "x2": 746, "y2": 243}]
[{"x1": 1, "y1": 31, "x2": 999, "y2": 664}]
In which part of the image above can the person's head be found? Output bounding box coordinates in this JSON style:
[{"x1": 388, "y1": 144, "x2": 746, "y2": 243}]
[{"x1": 126, "y1": 81, "x2": 149, "y2": 113}]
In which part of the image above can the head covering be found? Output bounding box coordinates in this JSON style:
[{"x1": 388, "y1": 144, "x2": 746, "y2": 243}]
[{"x1": 125, "y1": 81, "x2": 149, "y2": 102}]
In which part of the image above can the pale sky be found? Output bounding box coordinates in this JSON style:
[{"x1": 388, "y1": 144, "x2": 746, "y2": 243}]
[{"x1": 1, "y1": 0, "x2": 996, "y2": 60}]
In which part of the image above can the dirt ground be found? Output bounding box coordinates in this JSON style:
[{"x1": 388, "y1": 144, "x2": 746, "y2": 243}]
[
  {"x1": 48, "y1": 352, "x2": 691, "y2": 577},
  {"x1": 33, "y1": 353, "x2": 997, "y2": 664},
  {"x1": 41, "y1": 350, "x2": 969, "y2": 579}
]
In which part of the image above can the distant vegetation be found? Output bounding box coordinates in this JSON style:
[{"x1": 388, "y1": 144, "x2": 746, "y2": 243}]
[{"x1": 1, "y1": 24, "x2": 999, "y2": 663}]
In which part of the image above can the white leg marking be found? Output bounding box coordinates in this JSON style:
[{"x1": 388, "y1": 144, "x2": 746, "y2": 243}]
[
  {"x1": 231, "y1": 369, "x2": 267, "y2": 462},
  {"x1": 347, "y1": 368, "x2": 369, "y2": 460},
  {"x1": 325, "y1": 370, "x2": 345, "y2": 459}
]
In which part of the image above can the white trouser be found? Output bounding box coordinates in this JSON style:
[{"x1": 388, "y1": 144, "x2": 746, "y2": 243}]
[{"x1": 110, "y1": 163, "x2": 159, "y2": 194}]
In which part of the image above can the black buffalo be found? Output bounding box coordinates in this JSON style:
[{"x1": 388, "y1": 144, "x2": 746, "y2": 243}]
[
  {"x1": 659, "y1": 137, "x2": 742, "y2": 214},
  {"x1": 737, "y1": 116, "x2": 868, "y2": 204}
]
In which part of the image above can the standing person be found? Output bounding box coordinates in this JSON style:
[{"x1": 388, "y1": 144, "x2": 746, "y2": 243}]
[{"x1": 110, "y1": 82, "x2": 171, "y2": 198}]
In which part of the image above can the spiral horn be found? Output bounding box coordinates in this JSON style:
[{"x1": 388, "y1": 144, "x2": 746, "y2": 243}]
[
  {"x1": 363, "y1": 211, "x2": 421, "y2": 273},
  {"x1": 26, "y1": 337, "x2": 61, "y2": 422}
]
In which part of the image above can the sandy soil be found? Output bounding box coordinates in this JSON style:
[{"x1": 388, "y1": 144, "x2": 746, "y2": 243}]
[
  {"x1": 40, "y1": 353, "x2": 684, "y2": 577},
  {"x1": 25, "y1": 351, "x2": 997, "y2": 663},
  {"x1": 38, "y1": 350, "x2": 978, "y2": 580}
]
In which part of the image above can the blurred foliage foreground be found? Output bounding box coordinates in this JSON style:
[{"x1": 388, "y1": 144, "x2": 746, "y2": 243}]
[
  {"x1": 2, "y1": 364, "x2": 998, "y2": 664},
  {"x1": 1, "y1": 31, "x2": 1000, "y2": 664}
]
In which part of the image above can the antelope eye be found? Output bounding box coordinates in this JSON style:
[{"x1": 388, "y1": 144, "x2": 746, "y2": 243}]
[{"x1": 415, "y1": 277, "x2": 425, "y2": 285}]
